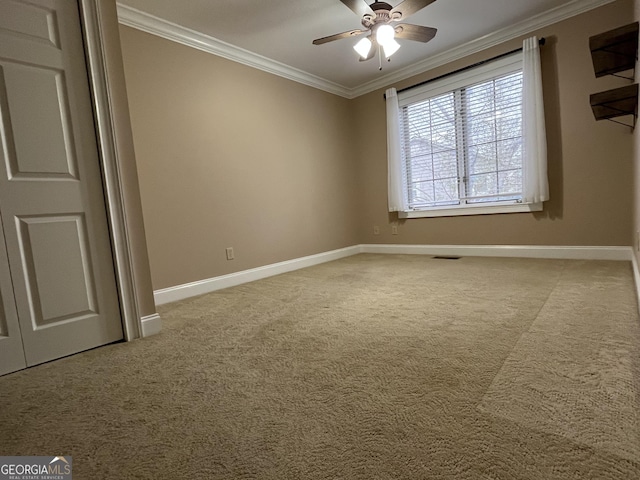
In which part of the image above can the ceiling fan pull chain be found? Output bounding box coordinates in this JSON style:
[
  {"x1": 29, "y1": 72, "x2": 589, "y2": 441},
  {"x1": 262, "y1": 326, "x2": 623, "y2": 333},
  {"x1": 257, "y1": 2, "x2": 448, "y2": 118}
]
[{"x1": 378, "y1": 45, "x2": 383, "y2": 70}]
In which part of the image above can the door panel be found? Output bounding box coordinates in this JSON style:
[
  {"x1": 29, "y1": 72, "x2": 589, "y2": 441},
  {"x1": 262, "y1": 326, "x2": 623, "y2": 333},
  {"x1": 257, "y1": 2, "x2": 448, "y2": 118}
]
[
  {"x1": 0, "y1": 214, "x2": 26, "y2": 376},
  {"x1": 0, "y1": 0, "x2": 60, "y2": 48},
  {"x1": 0, "y1": 0, "x2": 123, "y2": 370},
  {"x1": 1, "y1": 61, "x2": 78, "y2": 178},
  {"x1": 16, "y1": 215, "x2": 97, "y2": 326},
  {"x1": 0, "y1": 297, "x2": 6, "y2": 336}
]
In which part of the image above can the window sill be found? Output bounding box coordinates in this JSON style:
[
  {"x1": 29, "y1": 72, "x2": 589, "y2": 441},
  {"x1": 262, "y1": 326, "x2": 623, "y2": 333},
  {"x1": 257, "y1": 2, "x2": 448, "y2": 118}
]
[{"x1": 399, "y1": 202, "x2": 543, "y2": 219}]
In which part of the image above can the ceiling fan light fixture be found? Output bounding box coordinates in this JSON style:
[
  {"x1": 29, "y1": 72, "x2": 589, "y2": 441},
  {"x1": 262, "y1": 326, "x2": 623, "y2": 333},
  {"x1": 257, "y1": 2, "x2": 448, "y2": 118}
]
[
  {"x1": 375, "y1": 24, "x2": 400, "y2": 58},
  {"x1": 313, "y1": 0, "x2": 438, "y2": 66},
  {"x1": 376, "y1": 24, "x2": 395, "y2": 44},
  {"x1": 382, "y1": 38, "x2": 401, "y2": 58},
  {"x1": 353, "y1": 37, "x2": 372, "y2": 59}
]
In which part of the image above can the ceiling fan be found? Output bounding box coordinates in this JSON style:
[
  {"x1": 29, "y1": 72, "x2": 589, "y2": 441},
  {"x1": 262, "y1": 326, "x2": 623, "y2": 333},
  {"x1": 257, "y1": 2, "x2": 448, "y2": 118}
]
[{"x1": 312, "y1": 0, "x2": 438, "y2": 67}]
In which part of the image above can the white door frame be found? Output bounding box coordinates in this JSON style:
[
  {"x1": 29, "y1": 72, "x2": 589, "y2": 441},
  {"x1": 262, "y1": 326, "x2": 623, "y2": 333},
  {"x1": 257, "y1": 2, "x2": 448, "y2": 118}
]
[{"x1": 78, "y1": 0, "x2": 141, "y2": 341}]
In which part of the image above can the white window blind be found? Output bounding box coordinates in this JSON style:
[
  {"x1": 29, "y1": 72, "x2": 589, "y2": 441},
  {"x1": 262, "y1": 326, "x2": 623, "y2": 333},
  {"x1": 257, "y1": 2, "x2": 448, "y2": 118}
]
[
  {"x1": 387, "y1": 38, "x2": 547, "y2": 218},
  {"x1": 401, "y1": 69, "x2": 524, "y2": 210}
]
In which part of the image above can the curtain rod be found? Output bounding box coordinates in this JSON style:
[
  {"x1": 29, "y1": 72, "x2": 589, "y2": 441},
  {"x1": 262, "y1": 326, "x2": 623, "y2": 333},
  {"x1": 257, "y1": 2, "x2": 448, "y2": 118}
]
[{"x1": 384, "y1": 37, "x2": 546, "y2": 99}]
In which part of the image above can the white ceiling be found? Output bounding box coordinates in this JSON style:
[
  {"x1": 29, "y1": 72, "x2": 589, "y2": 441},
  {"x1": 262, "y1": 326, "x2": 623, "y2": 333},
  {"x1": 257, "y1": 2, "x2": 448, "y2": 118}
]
[{"x1": 116, "y1": 0, "x2": 614, "y2": 97}]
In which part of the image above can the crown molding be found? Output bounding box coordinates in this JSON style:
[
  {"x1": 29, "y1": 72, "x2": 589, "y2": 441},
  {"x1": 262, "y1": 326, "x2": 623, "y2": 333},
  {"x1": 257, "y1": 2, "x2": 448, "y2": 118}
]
[
  {"x1": 117, "y1": 0, "x2": 616, "y2": 100},
  {"x1": 350, "y1": 0, "x2": 617, "y2": 97},
  {"x1": 115, "y1": 4, "x2": 353, "y2": 98}
]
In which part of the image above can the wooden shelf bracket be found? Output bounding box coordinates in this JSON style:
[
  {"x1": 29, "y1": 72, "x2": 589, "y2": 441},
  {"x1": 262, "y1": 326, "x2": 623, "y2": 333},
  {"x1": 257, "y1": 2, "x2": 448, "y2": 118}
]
[
  {"x1": 589, "y1": 22, "x2": 639, "y2": 130},
  {"x1": 590, "y1": 83, "x2": 638, "y2": 129},
  {"x1": 589, "y1": 22, "x2": 638, "y2": 79}
]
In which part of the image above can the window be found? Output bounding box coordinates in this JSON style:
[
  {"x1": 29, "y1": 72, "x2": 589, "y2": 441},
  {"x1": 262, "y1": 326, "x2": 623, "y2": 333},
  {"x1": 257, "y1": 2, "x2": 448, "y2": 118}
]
[{"x1": 390, "y1": 51, "x2": 546, "y2": 218}]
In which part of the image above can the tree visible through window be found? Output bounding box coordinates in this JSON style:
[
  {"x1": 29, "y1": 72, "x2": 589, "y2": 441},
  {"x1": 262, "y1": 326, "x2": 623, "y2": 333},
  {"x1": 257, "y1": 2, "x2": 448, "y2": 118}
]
[{"x1": 400, "y1": 71, "x2": 523, "y2": 210}]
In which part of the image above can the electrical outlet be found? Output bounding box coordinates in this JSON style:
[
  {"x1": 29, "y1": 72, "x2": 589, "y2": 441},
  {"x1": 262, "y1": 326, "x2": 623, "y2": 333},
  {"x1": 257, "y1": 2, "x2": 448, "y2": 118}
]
[
  {"x1": 373, "y1": 226, "x2": 380, "y2": 235},
  {"x1": 391, "y1": 225, "x2": 398, "y2": 235},
  {"x1": 225, "y1": 247, "x2": 234, "y2": 260}
]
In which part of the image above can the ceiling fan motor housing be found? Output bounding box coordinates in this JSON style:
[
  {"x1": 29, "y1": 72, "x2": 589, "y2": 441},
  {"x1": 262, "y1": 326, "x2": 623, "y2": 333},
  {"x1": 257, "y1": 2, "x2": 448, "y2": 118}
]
[
  {"x1": 369, "y1": 2, "x2": 393, "y2": 11},
  {"x1": 363, "y1": 2, "x2": 401, "y2": 29}
]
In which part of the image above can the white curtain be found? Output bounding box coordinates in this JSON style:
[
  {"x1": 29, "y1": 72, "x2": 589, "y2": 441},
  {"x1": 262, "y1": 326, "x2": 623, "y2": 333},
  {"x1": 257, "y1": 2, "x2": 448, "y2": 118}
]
[
  {"x1": 386, "y1": 88, "x2": 407, "y2": 212},
  {"x1": 522, "y1": 36, "x2": 549, "y2": 203}
]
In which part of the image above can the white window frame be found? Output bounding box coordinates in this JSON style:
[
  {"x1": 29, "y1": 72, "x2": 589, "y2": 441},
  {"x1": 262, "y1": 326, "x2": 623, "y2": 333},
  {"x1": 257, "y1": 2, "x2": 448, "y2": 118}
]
[{"x1": 397, "y1": 53, "x2": 542, "y2": 219}]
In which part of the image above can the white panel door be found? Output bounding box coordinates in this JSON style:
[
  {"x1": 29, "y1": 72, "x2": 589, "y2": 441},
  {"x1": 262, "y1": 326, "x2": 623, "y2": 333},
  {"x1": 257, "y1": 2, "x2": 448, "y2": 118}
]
[{"x1": 0, "y1": 0, "x2": 123, "y2": 371}]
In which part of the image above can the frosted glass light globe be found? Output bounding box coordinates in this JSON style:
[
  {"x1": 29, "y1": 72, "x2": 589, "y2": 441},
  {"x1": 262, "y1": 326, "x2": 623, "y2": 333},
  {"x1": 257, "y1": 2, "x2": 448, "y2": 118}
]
[
  {"x1": 382, "y1": 38, "x2": 401, "y2": 58},
  {"x1": 353, "y1": 37, "x2": 372, "y2": 59},
  {"x1": 376, "y1": 24, "x2": 395, "y2": 45}
]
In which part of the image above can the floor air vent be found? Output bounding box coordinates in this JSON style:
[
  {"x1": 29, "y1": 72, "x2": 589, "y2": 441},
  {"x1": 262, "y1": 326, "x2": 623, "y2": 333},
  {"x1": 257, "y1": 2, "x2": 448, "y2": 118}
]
[{"x1": 432, "y1": 256, "x2": 461, "y2": 260}]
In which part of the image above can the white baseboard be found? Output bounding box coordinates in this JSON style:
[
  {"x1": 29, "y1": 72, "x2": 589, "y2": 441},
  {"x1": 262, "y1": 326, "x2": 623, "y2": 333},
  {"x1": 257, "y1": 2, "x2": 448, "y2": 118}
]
[
  {"x1": 140, "y1": 313, "x2": 162, "y2": 337},
  {"x1": 632, "y1": 253, "x2": 640, "y2": 316},
  {"x1": 361, "y1": 244, "x2": 634, "y2": 261},
  {"x1": 154, "y1": 244, "x2": 635, "y2": 305},
  {"x1": 154, "y1": 245, "x2": 362, "y2": 305}
]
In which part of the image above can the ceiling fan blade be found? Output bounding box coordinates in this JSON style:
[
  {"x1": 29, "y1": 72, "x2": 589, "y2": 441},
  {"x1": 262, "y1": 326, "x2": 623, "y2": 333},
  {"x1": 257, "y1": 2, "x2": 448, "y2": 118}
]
[
  {"x1": 390, "y1": 0, "x2": 437, "y2": 20},
  {"x1": 394, "y1": 24, "x2": 437, "y2": 43},
  {"x1": 312, "y1": 29, "x2": 367, "y2": 45},
  {"x1": 340, "y1": 0, "x2": 375, "y2": 17}
]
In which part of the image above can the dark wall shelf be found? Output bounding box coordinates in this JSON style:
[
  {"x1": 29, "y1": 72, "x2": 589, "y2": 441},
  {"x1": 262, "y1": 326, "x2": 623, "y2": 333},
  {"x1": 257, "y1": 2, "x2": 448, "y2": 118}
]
[
  {"x1": 590, "y1": 22, "x2": 638, "y2": 79},
  {"x1": 589, "y1": 22, "x2": 638, "y2": 130},
  {"x1": 590, "y1": 84, "x2": 638, "y2": 128}
]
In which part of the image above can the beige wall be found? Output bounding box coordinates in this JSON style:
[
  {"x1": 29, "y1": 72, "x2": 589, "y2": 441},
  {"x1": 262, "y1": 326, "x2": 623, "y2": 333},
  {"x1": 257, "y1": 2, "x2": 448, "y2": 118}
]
[
  {"x1": 120, "y1": 0, "x2": 636, "y2": 292},
  {"x1": 354, "y1": 0, "x2": 634, "y2": 247},
  {"x1": 119, "y1": 27, "x2": 360, "y2": 290}
]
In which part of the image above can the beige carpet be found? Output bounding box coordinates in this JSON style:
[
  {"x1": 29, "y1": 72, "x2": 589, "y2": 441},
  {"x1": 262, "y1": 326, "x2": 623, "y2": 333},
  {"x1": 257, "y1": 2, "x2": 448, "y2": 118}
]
[{"x1": 1, "y1": 254, "x2": 639, "y2": 479}]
